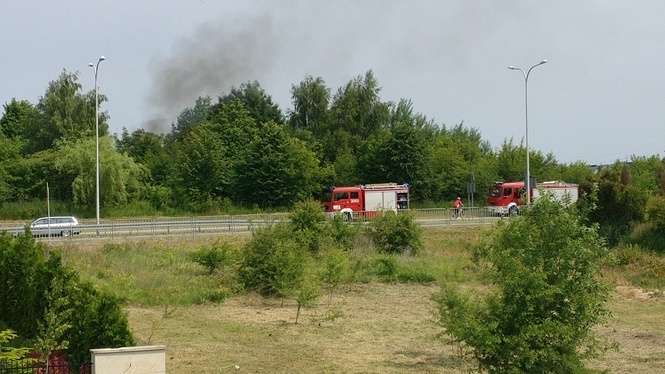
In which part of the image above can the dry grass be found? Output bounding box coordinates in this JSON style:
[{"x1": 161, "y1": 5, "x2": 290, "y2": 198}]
[
  {"x1": 126, "y1": 283, "x2": 665, "y2": 373},
  {"x1": 56, "y1": 227, "x2": 665, "y2": 373},
  {"x1": 128, "y1": 283, "x2": 471, "y2": 373}
]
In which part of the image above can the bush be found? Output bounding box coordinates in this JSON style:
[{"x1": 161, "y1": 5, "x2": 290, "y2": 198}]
[
  {"x1": 320, "y1": 248, "x2": 349, "y2": 302},
  {"x1": 646, "y1": 195, "x2": 665, "y2": 230},
  {"x1": 326, "y1": 214, "x2": 360, "y2": 250},
  {"x1": 190, "y1": 243, "x2": 234, "y2": 274},
  {"x1": 373, "y1": 256, "x2": 398, "y2": 281},
  {"x1": 289, "y1": 199, "x2": 327, "y2": 252},
  {"x1": 0, "y1": 234, "x2": 133, "y2": 367},
  {"x1": 367, "y1": 212, "x2": 422, "y2": 255},
  {"x1": 239, "y1": 225, "x2": 307, "y2": 296},
  {"x1": 436, "y1": 197, "x2": 610, "y2": 373}
]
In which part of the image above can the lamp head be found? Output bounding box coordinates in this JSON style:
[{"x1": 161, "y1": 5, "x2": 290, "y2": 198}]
[
  {"x1": 88, "y1": 63, "x2": 94, "y2": 68},
  {"x1": 99, "y1": 56, "x2": 106, "y2": 62},
  {"x1": 539, "y1": 59, "x2": 548, "y2": 65},
  {"x1": 507, "y1": 66, "x2": 519, "y2": 70}
]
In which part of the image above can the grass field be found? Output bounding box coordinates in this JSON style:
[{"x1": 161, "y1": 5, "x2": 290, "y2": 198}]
[{"x1": 56, "y1": 227, "x2": 665, "y2": 373}]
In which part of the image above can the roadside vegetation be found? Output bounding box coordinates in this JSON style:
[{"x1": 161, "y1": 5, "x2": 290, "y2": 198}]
[{"x1": 3, "y1": 68, "x2": 663, "y2": 221}]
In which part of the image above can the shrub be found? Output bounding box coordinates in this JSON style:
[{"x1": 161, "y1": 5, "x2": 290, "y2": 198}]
[
  {"x1": 373, "y1": 256, "x2": 398, "y2": 282},
  {"x1": 0, "y1": 330, "x2": 31, "y2": 363},
  {"x1": 367, "y1": 212, "x2": 422, "y2": 255},
  {"x1": 326, "y1": 214, "x2": 360, "y2": 250},
  {"x1": 0, "y1": 234, "x2": 133, "y2": 368},
  {"x1": 646, "y1": 195, "x2": 665, "y2": 230},
  {"x1": 289, "y1": 199, "x2": 327, "y2": 252},
  {"x1": 320, "y1": 248, "x2": 349, "y2": 303},
  {"x1": 239, "y1": 225, "x2": 307, "y2": 296},
  {"x1": 436, "y1": 197, "x2": 610, "y2": 373},
  {"x1": 295, "y1": 267, "x2": 320, "y2": 324},
  {"x1": 190, "y1": 243, "x2": 234, "y2": 274}
]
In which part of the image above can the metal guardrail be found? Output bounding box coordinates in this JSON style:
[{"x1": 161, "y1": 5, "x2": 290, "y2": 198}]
[{"x1": 0, "y1": 207, "x2": 508, "y2": 242}]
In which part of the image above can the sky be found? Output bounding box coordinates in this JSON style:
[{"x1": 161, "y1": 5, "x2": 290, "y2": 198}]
[{"x1": 1, "y1": 0, "x2": 664, "y2": 164}]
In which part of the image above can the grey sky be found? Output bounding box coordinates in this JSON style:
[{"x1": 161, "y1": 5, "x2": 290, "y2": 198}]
[{"x1": 1, "y1": 0, "x2": 663, "y2": 163}]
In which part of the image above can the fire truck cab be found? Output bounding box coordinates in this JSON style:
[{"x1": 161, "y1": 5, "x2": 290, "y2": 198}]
[{"x1": 324, "y1": 183, "x2": 409, "y2": 218}]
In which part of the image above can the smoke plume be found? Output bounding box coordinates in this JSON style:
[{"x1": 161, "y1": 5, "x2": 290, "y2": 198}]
[{"x1": 146, "y1": 13, "x2": 277, "y2": 132}]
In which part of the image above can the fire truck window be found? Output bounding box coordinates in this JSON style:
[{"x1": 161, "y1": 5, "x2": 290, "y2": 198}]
[
  {"x1": 334, "y1": 192, "x2": 348, "y2": 200},
  {"x1": 503, "y1": 188, "x2": 512, "y2": 197},
  {"x1": 350, "y1": 192, "x2": 359, "y2": 199}
]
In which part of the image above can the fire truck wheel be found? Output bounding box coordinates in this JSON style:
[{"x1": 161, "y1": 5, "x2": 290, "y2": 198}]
[{"x1": 343, "y1": 212, "x2": 352, "y2": 221}]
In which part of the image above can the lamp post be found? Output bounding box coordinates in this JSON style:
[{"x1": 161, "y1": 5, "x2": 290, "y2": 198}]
[
  {"x1": 508, "y1": 59, "x2": 547, "y2": 205},
  {"x1": 88, "y1": 56, "x2": 105, "y2": 226}
]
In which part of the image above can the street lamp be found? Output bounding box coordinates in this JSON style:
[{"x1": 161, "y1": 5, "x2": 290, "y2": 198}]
[
  {"x1": 508, "y1": 59, "x2": 547, "y2": 205},
  {"x1": 88, "y1": 56, "x2": 106, "y2": 226}
]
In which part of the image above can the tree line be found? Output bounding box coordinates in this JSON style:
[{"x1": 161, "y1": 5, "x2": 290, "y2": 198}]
[{"x1": 1, "y1": 69, "x2": 663, "y2": 217}]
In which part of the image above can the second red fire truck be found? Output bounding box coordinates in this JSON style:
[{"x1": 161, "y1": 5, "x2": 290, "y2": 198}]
[{"x1": 323, "y1": 183, "x2": 410, "y2": 219}]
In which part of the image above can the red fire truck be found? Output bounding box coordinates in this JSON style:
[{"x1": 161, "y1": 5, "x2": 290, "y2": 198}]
[
  {"x1": 323, "y1": 183, "x2": 410, "y2": 219},
  {"x1": 487, "y1": 180, "x2": 578, "y2": 215}
]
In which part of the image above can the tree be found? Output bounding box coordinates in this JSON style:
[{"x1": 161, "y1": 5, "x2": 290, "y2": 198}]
[
  {"x1": 218, "y1": 81, "x2": 283, "y2": 125},
  {"x1": 294, "y1": 267, "x2": 320, "y2": 324},
  {"x1": 24, "y1": 70, "x2": 108, "y2": 154},
  {"x1": 173, "y1": 123, "x2": 231, "y2": 205},
  {"x1": 0, "y1": 98, "x2": 39, "y2": 141},
  {"x1": 289, "y1": 76, "x2": 330, "y2": 137},
  {"x1": 437, "y1": 197, "x2": 610, "y2": 373},
  {"x1": 591, "y1": 166, "x2": 648, "y2": 244},
  {"x1": 54, "y1": 136, "x2": 146, "y2": 207},
  {"x1": 172, "y1": 96, "x2": 213, "y2": 137},
  {"x1": 359, "y1": 108, "x2": 433, "y2": 200},
  {"x1": 320, "y1": 248, "x2": 348, "y2": 304},
  {"x1": 35, "y1": 275, "x2": 73, "y2": 372},
  {"x1": 325, "y1": 71, "x2": 391, "y2": 162},
  {"x1": 236, "y1": 123, "x2": 324, "y2": 207}
]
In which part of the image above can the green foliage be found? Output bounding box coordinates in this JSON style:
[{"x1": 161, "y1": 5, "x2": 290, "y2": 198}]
[
  {"x1": 436, "y1": 197, "x2": 610, "y2": 373},
  {"x1": 0, "y1": 330, "x2": 31, "y2": 363},
  {"x1": 25, "y1": 70, "x2": 108, "y2": 154},
  {"x1": 289, "y1": 75, "x2": 330, "y2": 138},
  {"x1": 239, "y1": 225, "x2": 307, "y2": 296},
  {"x1": 35, "y1": 274, "x2": 73, "y2": 363},
  {"x1": 608, "y1": 244, "x2": 665, "y2": 289},
  {"x1": 2, "y1": 67, "x2": 663, "y2": 219},
  {"x1": 372, "y1": 255, "x2": 398, "y2": 281},
  {"x1": 54, "y1": 136, "x2": 146, "y2": 207},
  {"x1": 327, "y1": 214, "x2": 360, "y2": 250},
  {"x1": 289, "y1": 199, "x2": 327, "y2": 252},
  {"x1": 294, "y1": 268, "x2": 320, "y2": 324},
  {"x1": 218, "y1": 81, "x2": 283, "y2": 125},
  {"x1": 590, "y1": 167, "x2": 648, "y2": 245},
  {"x1": 0, "y1": 234, "x2": 133, "y2": 367},
  {"x1": 236, "y1": 123, "x2": 325, "y2": 207},
  {"x1": 190, "y1": 244, "x2": 235, "y2": 274},
  {"x1": 320, "y1": 248, "x2": 349, "y2": 302},
  {"x1": 367, "y1": 212, "x2": 422, "y2": 255},
  {"x1": 646, "y1": 195, "x2": 665, "y2": 230}
]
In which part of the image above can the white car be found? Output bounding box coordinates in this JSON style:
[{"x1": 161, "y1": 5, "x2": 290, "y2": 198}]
[{"x1": 30, "y1": 216, "x2": 80, "y2": 237}]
